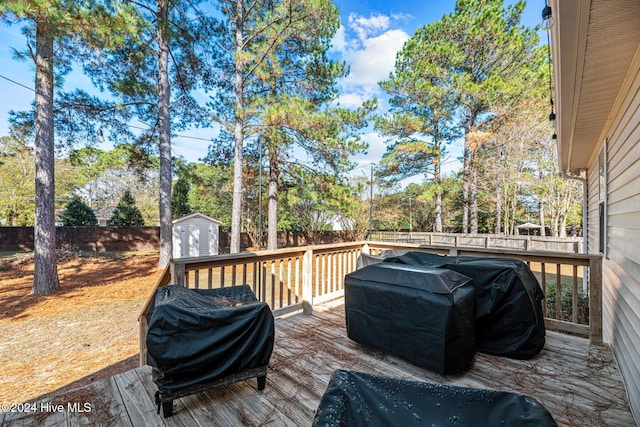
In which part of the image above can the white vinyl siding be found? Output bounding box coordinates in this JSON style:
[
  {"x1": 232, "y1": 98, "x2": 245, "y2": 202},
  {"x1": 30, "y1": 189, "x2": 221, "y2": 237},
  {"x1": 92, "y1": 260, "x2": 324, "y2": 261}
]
[{"x1": 588, "y1": 60, "x2": 640, "y2": 422}]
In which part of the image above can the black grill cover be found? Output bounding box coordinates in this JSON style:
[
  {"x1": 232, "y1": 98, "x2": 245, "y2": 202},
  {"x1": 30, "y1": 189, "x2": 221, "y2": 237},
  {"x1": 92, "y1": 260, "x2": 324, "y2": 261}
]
[
  {"x1": 344, "y1": 262, "x2": 475, "y2": 375},
  {"x1": 313, "y1": 370, "x2": 557, "y2": 427},
  {"x1": 382, "y1": 251, "x2": 546, "y2": 358},
  {"x1": 145, "y1": 285, "x2": 274, "y2": 394}
]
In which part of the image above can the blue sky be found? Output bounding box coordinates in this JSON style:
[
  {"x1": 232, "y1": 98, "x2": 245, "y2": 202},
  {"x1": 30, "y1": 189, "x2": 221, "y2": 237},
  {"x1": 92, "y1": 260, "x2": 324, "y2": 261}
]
[{"x1": 0, "y1": 0, "x2": 544, "y2": 174}]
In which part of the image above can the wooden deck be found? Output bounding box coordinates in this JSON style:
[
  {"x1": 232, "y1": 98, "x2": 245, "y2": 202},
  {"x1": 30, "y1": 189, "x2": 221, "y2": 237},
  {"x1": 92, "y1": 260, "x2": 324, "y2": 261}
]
[{"x1": 2, "y1": 300, "x2": 635, "y2": 427}]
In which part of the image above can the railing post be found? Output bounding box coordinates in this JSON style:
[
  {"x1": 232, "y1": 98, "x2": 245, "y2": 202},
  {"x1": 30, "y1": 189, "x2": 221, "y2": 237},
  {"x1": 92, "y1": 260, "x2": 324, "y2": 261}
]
[
  {"x1": 302, "y1": 249, "x2": 313, "y2": 315},
  {"x1": 171, "y1": 260, "x2": 185, "y2": 286},
  {"x1": 589, "y1": 256, "x2": 603, "y2": 345}
]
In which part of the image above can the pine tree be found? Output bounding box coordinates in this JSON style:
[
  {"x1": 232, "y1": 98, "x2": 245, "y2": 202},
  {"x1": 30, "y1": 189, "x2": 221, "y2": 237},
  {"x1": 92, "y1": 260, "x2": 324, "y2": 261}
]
[
  {"x1": 210, "y1": 0, "x2": 374, "y2": 252},
  {"x1": 171, "y1": 178, "x2": 191, "y2": 219},
  {"x1": 61, "y1": 196, "x2": 98, "y2": 226},
  {"x1": 108, "y1": 191, "x2": 145, "y2": 226},
  {"x1": 0, "y1": 0, "x2": 140, "y2": 295},
  {"x1": 377, "y1": 18, "x2": 460, "y2": 233},
  {"x1": 69, "y1": 0, "x2": 214, "y2": 268}
]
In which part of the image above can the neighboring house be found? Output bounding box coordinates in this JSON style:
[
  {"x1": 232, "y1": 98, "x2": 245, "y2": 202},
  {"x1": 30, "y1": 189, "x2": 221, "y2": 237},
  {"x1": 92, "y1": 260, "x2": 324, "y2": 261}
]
[
  {"x1": 92, "y1": 207, "x2": 115, "y2": 227},
  {"x1": 550, "y1": 0, "x2": 640, "y2": 421},
  {"x1": 172, "y1": 213, "x2": 221, "y2": 258}
]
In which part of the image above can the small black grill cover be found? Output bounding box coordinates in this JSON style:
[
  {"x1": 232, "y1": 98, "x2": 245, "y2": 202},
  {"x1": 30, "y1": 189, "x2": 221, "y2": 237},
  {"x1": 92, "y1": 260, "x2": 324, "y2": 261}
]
[
  {"x1": 145, "y1": 284, "x2": 274, "y2": 394},
  {"x1": 381, "y1": 251, "x2": 546, "y2": 358},
  {"x1": 312, "y1": 370, "x2": 557, "y2": 427},
  {"x1": 344, "y1": 262, "x2": 475, "y2": 375}
]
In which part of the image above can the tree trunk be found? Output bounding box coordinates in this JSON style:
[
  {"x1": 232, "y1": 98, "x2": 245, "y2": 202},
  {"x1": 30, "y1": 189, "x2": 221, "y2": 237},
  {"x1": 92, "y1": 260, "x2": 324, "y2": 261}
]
[
  {"x1": 433, "y1": 149, "x2": 443, "y2": 233},
  {"x1": 32, "y1": 22, "x2": 60, "y2": 295},
  {"x1": 230, "y1": 0, "x2": 245, "y2": 254},
  {"x1": 495, "y1": 186, "x2": 502, "y2": 234},
  {"x1": 461, "y1": 149, "x2": 469, "y2": 234},
  {"x1": 470, "y1": 167, "x2": 478, "y2": 233},
  {"x1": 267, "y1": 146, "x2": 279, "y2": 250},
  {"x1": 157, "y1": 0, "x2": 173, "y2": 269},
  {"x1": 510, "y1": 195, "x2": 518, "y2": 235},
  {"x1": 538, "y1": 199, "x2": 546, "y2": 237},
  {"x1": 559, "y1": 213, "x2": 567, "y2": 237}
]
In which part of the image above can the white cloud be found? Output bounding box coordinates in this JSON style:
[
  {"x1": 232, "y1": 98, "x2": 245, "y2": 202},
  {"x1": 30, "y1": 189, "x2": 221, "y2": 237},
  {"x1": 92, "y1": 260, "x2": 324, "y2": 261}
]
[
  {"x1": 348, "y1": 13, "x2": 390, "y2": 42},
  {"x1": 330, "y1": 24, "x2": 347, "y2": 54},
  {"x1": 344, "y1": 29, "x2": 408, "y2": 88},
  {"x1": 333, "y1": 13, "x2": 411, "y2": 168},
  {"x1": 333, "y1": 14, "x2": 410, "y2": 112},
  {"x1": 352, "y1": 132, "x2": 387, "y2": 167},
  {"x1": 338, "y1": 93, "x2": 366, "y2": 109}
]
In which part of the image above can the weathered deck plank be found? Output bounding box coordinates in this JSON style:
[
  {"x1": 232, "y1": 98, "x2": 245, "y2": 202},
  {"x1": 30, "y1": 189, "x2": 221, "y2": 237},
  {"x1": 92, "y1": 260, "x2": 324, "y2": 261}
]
[{"x1": 4, "y1": 300, "x2": 635, "y2": 426}]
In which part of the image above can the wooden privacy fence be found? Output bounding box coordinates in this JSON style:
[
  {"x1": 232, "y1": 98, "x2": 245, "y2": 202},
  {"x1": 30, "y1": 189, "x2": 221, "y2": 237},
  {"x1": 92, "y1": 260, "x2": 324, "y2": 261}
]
[
  {"x1": 371, "y1": 231, "x2": 583, "y2": 253},
  {"x1": 138, "y1": 241, "x2": 603, "y2": 365}
]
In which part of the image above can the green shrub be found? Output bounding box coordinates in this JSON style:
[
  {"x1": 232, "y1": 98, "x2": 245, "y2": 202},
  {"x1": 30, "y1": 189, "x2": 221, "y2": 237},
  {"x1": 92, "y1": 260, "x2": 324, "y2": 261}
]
[
  {"x1": 61, "y1": 196, "x2": 98, "y2": 226},
  {"x1": 108, "y1": 190, "x2": 145, "y2": 226},
  {"x1": 543, "y1": 282, "x2": 589, "y2": 325}
]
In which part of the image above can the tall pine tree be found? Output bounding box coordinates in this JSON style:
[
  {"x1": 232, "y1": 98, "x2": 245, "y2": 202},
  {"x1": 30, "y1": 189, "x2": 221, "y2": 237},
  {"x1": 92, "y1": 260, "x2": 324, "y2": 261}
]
[{"x1": 0, "y1": 0, "x2": 140, "y2": 294}]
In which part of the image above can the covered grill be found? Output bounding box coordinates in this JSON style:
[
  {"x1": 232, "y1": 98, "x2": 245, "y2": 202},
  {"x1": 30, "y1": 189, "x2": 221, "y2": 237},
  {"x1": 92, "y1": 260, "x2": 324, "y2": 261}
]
[
  {"x1": 382, "y1": 251, "x2": 546, "y2": 358},
  {"x1": 313, "y1": 370, "x2": 557, "y2": 426},
  {"x1": 344, "y1": 262, "x2": 476, "y2": 375},
  {"x1": 145, "y1": 284, "x2": 274, "y2": 417}
]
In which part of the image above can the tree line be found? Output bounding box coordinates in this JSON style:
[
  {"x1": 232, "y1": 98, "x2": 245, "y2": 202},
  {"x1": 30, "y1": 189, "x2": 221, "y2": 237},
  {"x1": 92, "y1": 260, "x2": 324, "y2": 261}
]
[{"x1": 0, "y1": 0, "x2": 581, "y2": 295}]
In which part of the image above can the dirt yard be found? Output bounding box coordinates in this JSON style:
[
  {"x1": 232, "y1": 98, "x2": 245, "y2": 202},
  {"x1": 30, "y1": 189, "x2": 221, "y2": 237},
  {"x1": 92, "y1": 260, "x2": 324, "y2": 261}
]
[{"x1": 0, "y1": 250, "x2": 163, "y2": 406}]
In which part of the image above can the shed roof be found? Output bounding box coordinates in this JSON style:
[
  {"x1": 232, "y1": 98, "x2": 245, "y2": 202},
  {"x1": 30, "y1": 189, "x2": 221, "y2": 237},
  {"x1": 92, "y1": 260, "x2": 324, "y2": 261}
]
[{"x1": 172, "y1": 212, "x2": 222, "y2": 225}]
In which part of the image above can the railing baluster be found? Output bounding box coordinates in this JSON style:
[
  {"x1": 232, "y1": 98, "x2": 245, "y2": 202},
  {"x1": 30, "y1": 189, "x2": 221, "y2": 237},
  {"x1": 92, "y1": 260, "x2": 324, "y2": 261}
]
[
  {"x1": 287, "y1": 258, "x2": 292, "y2": 306},
  {"x1": 270, "y1": 260, "x2": 276, "y2": 309},
  {"x1": 572, "y1": 265, "x2": 579, "y2": 323},
  {"x1": 252, "y1": 262, "x2": 258, "y2": 297},
  {"x1": 242, "y1": 264, "x2": 247, "y2": 287},
  {"x1": 315, "y1": 254, "x2": 320, "y2": 299},
  {"x1": 556, "y1": 264, "x2": 562, "y2": 320},
  {"x1": 295, "y1": 256, "x2": 300, "y2": 303},
  {"x1": 231, "y1": 265, "x2": 237, "y2": 287},
  {"x1": 262, "y1": 261, "x2": 267, "y2": 305},
  {"x1": 541, "y1": 262, "x2": 547, "y2": 318}
]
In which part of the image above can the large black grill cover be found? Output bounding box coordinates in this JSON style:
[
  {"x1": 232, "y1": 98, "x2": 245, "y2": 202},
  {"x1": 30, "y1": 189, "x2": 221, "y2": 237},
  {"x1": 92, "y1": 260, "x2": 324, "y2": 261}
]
[
  {"x1": 145, "y1": 284, "x2": 274, "y2": 394},
  {"x1": 381, "y1": 251, "x2": 546, "y2": 358},
  {"x1": 344, "y1": 262, "x2": 475, "y2": 375},
  {"x1": 313, "y1": 370, "x2": 557, "y2": 427}
]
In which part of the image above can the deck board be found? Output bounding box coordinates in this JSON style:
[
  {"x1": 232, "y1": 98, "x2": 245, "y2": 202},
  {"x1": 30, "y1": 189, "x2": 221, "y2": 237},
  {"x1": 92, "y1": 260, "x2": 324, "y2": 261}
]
[{"x1": 3, "y1": 300, "x2": 635, "y2": 426}]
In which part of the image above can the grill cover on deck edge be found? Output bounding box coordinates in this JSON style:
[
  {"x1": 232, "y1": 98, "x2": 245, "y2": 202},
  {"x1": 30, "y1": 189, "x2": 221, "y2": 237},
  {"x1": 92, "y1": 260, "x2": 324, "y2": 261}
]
[
  {"x1": 344, "y1": 262, "x2": 475, "y2": 375},
  {"x1": 313, "y1": 370, "x2": 558, "y2": 427},
  {"x1": 145, "y1": 284, "x2": 274, "y2": 394}
]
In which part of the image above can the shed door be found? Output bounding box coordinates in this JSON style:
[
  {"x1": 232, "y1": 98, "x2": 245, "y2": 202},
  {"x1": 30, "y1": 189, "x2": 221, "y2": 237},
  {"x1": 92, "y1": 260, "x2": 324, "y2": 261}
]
[
  {"x1": 172, "y1": 226, "x2": 182, "y2": 259},
  {"x1": 188, "y1": 226, "x2": 200, "y2": 257},
  {"x1": 208, "y1": 224, "x2": 219, "y2": 255}
]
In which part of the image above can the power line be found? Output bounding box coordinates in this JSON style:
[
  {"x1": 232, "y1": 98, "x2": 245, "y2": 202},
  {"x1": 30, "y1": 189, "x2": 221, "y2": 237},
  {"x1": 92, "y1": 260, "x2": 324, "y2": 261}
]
[
  {"x1": 0, "y1": 73, "x2": 216, "y2": 144},
  {"x1": 0, "y1": 73, "x2": 34, "y2": 93}
]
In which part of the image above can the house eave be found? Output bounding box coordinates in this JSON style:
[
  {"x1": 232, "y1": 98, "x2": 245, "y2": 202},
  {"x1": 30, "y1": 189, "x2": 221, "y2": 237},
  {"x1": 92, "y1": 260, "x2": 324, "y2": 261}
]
[{"x1": 550, "y1": 0, "x2": 640, "y2": 173}]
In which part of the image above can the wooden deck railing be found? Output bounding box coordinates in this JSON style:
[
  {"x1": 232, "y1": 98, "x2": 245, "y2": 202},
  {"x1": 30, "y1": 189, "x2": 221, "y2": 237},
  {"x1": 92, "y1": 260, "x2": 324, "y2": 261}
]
[
  {"x1": 138, "y1": 241, "x2": 602, "y2": 365},
  {"x1": 371, "y1": 231, "x2": 583, "y2": 253}
]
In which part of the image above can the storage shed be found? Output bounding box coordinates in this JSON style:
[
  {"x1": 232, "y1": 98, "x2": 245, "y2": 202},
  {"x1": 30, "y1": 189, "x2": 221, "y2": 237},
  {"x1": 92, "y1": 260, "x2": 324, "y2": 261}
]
[{"x1": 172, "y1": 213, "x2": 221, "y2": 258}]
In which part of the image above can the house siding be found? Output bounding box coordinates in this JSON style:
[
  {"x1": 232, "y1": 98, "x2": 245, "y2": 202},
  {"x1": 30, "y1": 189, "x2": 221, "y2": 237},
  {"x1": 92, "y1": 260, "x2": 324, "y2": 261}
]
[{"x1": 588, "y1": 61, "x2": 640, "y2": 422}]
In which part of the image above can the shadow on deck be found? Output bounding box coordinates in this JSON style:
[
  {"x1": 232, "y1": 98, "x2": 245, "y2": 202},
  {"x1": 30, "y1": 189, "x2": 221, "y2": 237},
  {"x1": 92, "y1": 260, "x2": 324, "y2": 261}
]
[{"x1": 2, "y1": 300, "x2": 634, "y2": 426}]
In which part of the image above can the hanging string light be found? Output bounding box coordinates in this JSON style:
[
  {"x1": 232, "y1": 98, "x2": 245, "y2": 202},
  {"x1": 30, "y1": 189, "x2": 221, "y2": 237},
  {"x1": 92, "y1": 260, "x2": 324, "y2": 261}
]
[
  {"x1": 543, "y1": 2, "x2": 557, "y2": 139},
  {"x1": 542, "y1": 3, "x2": 554, "y2": 30}
]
